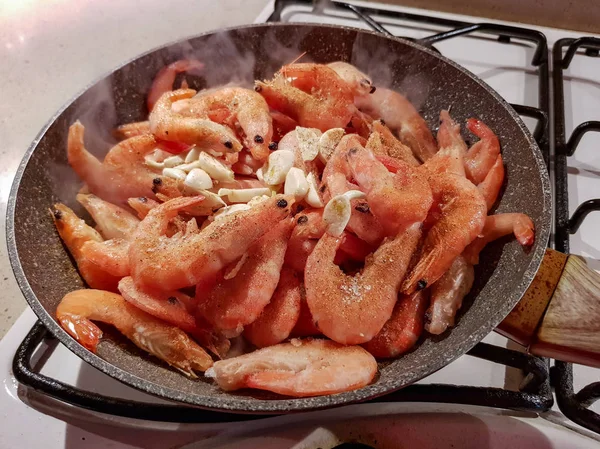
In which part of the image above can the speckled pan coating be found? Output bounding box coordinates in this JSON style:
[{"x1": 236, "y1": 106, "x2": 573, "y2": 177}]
[{"x1": 6, "y1": 23, "x2": 551, "y2": 413}]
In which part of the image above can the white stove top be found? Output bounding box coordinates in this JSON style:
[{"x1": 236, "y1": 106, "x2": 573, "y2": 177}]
[{"x1": 2, "y1": 1, "x2": 600, "y2": 447}]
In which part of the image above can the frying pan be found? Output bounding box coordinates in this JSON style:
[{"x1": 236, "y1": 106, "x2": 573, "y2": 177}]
[{"x1": 7, "y1": 23, "x2": 553, "y2": 413}]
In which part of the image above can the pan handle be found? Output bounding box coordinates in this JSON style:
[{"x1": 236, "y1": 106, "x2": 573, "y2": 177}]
[{"x1": 497, "y1": 249, "x2": 600, "y2": 367}]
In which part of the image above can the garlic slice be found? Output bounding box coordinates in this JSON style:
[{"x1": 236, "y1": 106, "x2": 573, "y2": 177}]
[
  {"x1": 218, "y1": 187, "x2": 272, "y2": 203},
  {"x1": 318, "y1": 128, "x2": 345, "y2": 163},
  {"x1": 284, "y1": 167, "x2": 309, "y2": 200},
  {"x1": 184, "y1": 168, "x2": 213, "y2": 191},
  {"x1": 305, "y1": 172, "x2": 324, "y2": 208},
  {"x1": 144, "y1": 148, "x2": 172, "y2": 169},
  {"x1": 162, "y1": 167, "x2": 187, "y2": 181},
  {"x1": 211, "y1": 203, "x2": 252, "y2": 222},
  {"x1": 185, "y1": 146, "x2": 201, "y2": 163},
  {"x1": 296, "y1": 127, "x2": 321, "y2": 161},
  {"x1": 262, "y1": 150, "x2": 295, "y2": 185},
  {"x1": 187, "y1": 189, "x2": 226, "y2": 215},
  {"x1": 197, "y1": 152, "x2": 235, "y2": 181},
  {"x1": 163, "y1": 155, "x2": 186, "y2": 168},
  {"x1": 323, "y1": 190, "x2": 366, "y2": 237}
]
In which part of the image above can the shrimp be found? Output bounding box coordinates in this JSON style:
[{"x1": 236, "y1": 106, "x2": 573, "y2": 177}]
[
  {"x1": 284, "y1": 210, "x2": 327, "y2": 272},
  {"x1": 149, "y1": 89, "x2": 243, "y2": 155},
  {"x1": 465, "y1": 118, "x2": 501, "y2": 185},
  {"x1": 209, "y1": 338, "x2": 377, "y2": 397},
  {"x1": 402, "y1": 173, "x2": 487, "y2": 294},
  {"x1": 128, "y1": 194, "x2": 294, "y2": 290},
  {"x1": 270, "y1": 110, "x2": 298, "y2": 142},
  {"x1": 256, "y1": 63, "x2": 356, "y2": 132},
  {"x1": 67, "y1": 122, "x2": 179, "y2": 204},
  {"x1": 196, "y1": 219, "x2": 293, "y2": 335},
  {"x1": 113, "y1": 121, "x2": 151, "y2": 140},
  {"x1": 51, "y1": 204, "x2": 120, "y2": 291},
  {"x1": 127, "y1": 196, "x2": 161, "y2": 219},
  {"x1": 291, "y1": 290, "x2": 321, "y2": 337},
  {"x1": 437, "y1": 110, "x2": 468, "y2": 154},
  {"x1": 425, "y1": 255, "x2": 474, "y2": 335},
  {"x1": 117, "y1": 276, "x2": 230, "y2": 358},
  {"x1": 478, "y1": 154, "x2": 505, "y2": 211},
  {"x1": 147, "y1": 59, "x2": 204, "y2": 112},
  {"x1": 355, "y1": 87, "x2": 437, "y2": 162},
  {"x1": 81, "y1": 238, "x2": 131, "y2": 277},
  {"x1": 178, "y1": 87, "x2": 273, "y2": 160},
  {"x1": 56, "y1": 289, "x2": 213, "y2": 377},
  {"x1": 364, "y1": 291, "x2": 428, "y2": 358},
  {"x1": 323, "y1": 135, "x2": 385, "y2": 245},
  {"x1": 346, "y1": 145, "x2": 433, "y2": 236},
  {"x1": 76, "y1": 193, "x2": 139, "y2": 240},
  {"x1": 232, "y1": 149, "x2": 263, "y2": 176},
  {"x1": 305, "y1": 223, "x2": 422, "y2": 345},
  {"x1": 244, "y1": 267, "x2": 302, "y2": 348},
  {"x1": 463, "y1": 213, "x2": 535, "y2": 265},
  {"x1": 327, "y1": 61, "x2": 375, "y2": 96},
  {"x1": 366, "y1": 120, "x2": 420, "y2": 166}
]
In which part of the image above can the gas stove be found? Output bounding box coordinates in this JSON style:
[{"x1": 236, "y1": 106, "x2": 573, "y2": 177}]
[{"x1": 2, "y1": 1, "x2": 600, "y2": 447}]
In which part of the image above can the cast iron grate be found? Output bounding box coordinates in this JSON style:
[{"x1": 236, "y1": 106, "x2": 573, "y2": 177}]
[
  {"x1": 12, "y1": 0, "x2": 557, "y2": 424},
  {"x1": 552, "y1": 36, "x2": 600, "y2": 435}
]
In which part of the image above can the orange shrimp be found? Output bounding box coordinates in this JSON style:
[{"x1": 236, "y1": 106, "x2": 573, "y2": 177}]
[
  {"x1": 366, "y1": 120, "x2": 420, "y2": 166},
  {"x1": 363, "y1": 291, "x2": 428, "y2": 358},
  {"x1": 67, "y1": 122, "x2": 179, "y2": 204},
  {"x1": 465, "y1": 118, "x2": 501, "y2": 185},
  {"x1": 402, "y1": 173, "x2": 487, "y2": 294},
  {"x1": 291, "y1": 290, "x2": 321, "y2": 337},
  {"x1": 149, "y1": 89, "x2": 243, "y2": 155},
  {"x1": 244, "y1": 267, "x2": 302, "y2": 348},
  {"x1": 117, "y1": 276, "x2": 230, "y2": 358},
  {"x1": 327, "y1": 61, "x2": 375, "y2": 97},
  {"x1": 305, "y1": 223, "x2": 422, "y2": 345},
  {"x1": 437, "y1": 109, "x2": 468, "y2": 154},
  {"x1": 256, "y1": 63, "x2": 356, "y2": 132},
  {"x1": 51, "y1": 204, "x2": 120, "y2": 291},
  {"x1": 346, "y1": 145, "x2": 433, "y2": 236},
  {"x1": 323, "y1": 135, "x2": 385, "y2": 245},
  {"x1": 76, "y1": 193, "x2": 139, "y2": 240},
  {"x1": 127, "y1": 196, "x2": 161, "y2": 219},
  {"x1": 231, "y1": 149, "x2": 264, "y2": 176},
  {"x1": 209, "y1": 338, "x2": 377, "y2": 397},
  {"x1": 81, "y1": 238, "x2": 130, "y2": 277},
  {"x1": 270, "y1": 110, "x2": 298, "y2": 142},
  {"x1": 128, "y1": 194, "x2": 294, "y2": 290},
  {"x1": 425, "y1": 255, "x2": 474, "y2": 335},
  {"x1": 355, "y1": 87, "x2": 437, "y2": 162},
  {"x1": 196, "y1": 219, "x2": 293, "y2": 335},
  {"x1": 113, "y1": 121, "x2": 151, "y2": 140},
  {"x1": 284, "y1": 210, "x2": 327, "y2": 272},
  {"x1": 463, "y1": 213, "x2": 535, "y2": 265},
  {"x1": 178, "y1": 87, "x2": 273, "y2": 160},
  {"x1": 56, "y1": 289, "x2": 212, "y2": 377},
  {"x1": 478, "y1": 154, "x2": 505, "y2": 211},
  {"x1": 147, "y1": 59, "x2": 204, "y2": 112}
]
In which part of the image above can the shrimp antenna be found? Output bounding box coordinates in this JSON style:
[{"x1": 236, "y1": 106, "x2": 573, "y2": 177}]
[{"x1": 288, "y1": 51, "x2": 307, "y2": 66}]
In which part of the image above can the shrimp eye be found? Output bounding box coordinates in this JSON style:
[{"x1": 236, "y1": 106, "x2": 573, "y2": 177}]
[
  {"x1": 417, "y1": 279, "x2": 428, "y2": 290},
  {"x1": 138, "y1": 197, "x2": 148, "y2": 203},
  {"x1": 254, "y1": 85, "x2": 263, "y2": 92},
  {"x1": 224, "y1": 141, "x2": 233, "y2": 149},
  {"x1": 369, "y1": 85, "x2": 377, "y2": 94},
  {"x1": 277, "y1": 199, "x2": 288, "y2": 208},
  {"x1": 268, "y1": 141, "x2": 278, "y2": 151},
  {"x1": 167, "y1": 296, "x2": 178, "y2": 305},
  {"x1": 152, "y1": 178, "x2": 162, "y2": 185},
  {"x1": 53, "y1": 209, "x2": 62, "y2": 220},
  {"x1": 347, "y1": 147, "x2": 359, "y2": 156},
  {"x1": 355, "y1": 203, "x2": 370, "y2": 213},
  {"x1": 379, "y1": 119, "x2": 386, "y2": 126},
  {"x1": 254, "y1": 135, "x2": 264, "y2": 144},
  {"x1": 297, "y1": 215, "x2": 308, "y2": 225}
]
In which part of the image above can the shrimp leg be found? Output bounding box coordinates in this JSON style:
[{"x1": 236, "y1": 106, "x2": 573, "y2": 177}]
[{"x1": 57, "y1": 289, "x2": 212, "y2": 377}]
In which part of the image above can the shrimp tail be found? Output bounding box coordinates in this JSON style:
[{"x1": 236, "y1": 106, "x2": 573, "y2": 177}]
[{"x1": 58, "y1": 313, "x2": 103, "y2": 352}]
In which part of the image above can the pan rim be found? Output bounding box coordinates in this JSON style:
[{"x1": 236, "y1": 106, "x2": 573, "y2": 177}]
[{"x1": 6, "y1": 22, "x2": 551, "y2": 414}]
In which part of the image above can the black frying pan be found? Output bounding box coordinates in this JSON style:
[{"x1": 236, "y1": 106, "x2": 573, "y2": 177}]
[{"x1": 6, "y1": 23, "x2": 551, "y2": 413}]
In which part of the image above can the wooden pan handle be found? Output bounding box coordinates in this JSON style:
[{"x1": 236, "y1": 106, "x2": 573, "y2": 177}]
[{"x1": 497, "y1": 248, "x2": 600, "y2": 367}]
